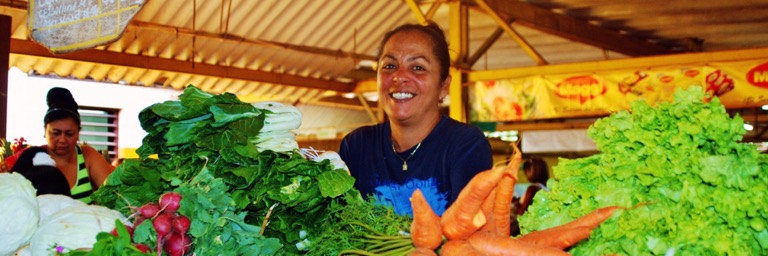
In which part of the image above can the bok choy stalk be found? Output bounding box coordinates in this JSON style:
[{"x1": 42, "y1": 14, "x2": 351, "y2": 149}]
[{"x1": 252, "y1": 102, "x2": 302, "y2": 152}]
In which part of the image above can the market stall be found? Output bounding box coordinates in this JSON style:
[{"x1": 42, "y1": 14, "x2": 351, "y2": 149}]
[
  {"x1": 3, "y1": 0, "x2": 768, "y2": 255},
  {"x1": 3, "y1": 84, "x2": 768, "y2": 255}
]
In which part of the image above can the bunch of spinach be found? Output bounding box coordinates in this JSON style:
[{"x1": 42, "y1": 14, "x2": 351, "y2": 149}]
[
  {"x1": 93, "y1": 86, "x2": 356, "y2": 255},
  {"x1": 519, "y1": 86, "x2": 768, "y2": 255}
]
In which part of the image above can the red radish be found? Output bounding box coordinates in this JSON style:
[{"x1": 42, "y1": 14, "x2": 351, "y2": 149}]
[
  {"x1": 134, "y1": 243, "x2": 151, "y2": 253},
  {"x1": 159, "y1": 192, "x2": 183, "y2": 213},
  {"x1": 137, "y1": 202, "x2": 162, "y2": 219},
  {"x1": 172, "y1": 215, "x2": 191, "y2": 233},
  {"x1": 164, "y1": 231, "x2": 192, "y2": 256},
  {"x1": 152, "y1": 212, "x2": 175, "y2": 237}
]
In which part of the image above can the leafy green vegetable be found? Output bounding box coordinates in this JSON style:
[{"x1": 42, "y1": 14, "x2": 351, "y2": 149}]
[
  {"x1": 59, "y1": 220, "x2": 151, "y2": 256},
  {"x1": 518, "y1": 86, "x2": 768, "y2": 255},
  {"x1": 307, "y1": 195, "x2": 414, "y2": 255},
  {"x1": 173, "y1": 164, "x2": 283, "y2": 255},
  {"x1": 93, "y1": 85, "x2": 358, "y2": 255}
]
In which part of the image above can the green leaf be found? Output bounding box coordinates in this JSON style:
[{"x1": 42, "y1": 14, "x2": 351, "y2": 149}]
[
  {"x1": 164, "y1": 116, "x2": 212, "y2": 146},
  {"x1": 177, "y1": 85, "x2": 214, "y2": 113},
  {"x1": 196, "y1": 129, "x2": 246, "y2": 151},
  {"x1": 209, "y1": 103, "x2": 262, "y2": 128},
  {"x1": 317, "y1": 169, "x2": 355, "y2": 198},
  {"x1": 132, "y1": 220, "x2": 155, "y2": 245}
]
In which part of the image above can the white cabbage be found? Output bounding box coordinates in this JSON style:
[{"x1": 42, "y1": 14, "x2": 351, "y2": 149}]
[
  {"x1": 0, "y1": 173, "x2": 39, "y2": 256},
  {"x1": 13, "y1": 245, "x2": 30, "y2": 256},
  {"x1": 36, "y1": 195, "x2": 87, "y2": 226},
  {"x1": 29, "y1": 203, "x2": 127, "y2": 255}
]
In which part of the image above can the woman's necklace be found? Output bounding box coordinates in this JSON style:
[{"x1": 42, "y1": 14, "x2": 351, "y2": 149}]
[{"x1": 391, "y1": 141, "x2": 422, "y2": 171}]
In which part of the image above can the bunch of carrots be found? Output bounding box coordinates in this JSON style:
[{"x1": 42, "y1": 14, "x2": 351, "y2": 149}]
[{"x1": 408, "y1": 143, "x2": 623, "y2": 256}]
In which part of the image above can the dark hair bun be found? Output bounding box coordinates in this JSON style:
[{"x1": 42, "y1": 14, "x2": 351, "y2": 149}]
[{"x1": 47, "y1": 87, "x2": 79, "y2": 111}]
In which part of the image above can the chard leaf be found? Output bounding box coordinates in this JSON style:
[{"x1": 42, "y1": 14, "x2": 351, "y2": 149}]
[
  {"x1": 196, "y1": 129, "x2": 245, "y2": 151},
  {"x1": 229, "y1": 116, "x2": 264, "y2": 137},
  {"x1": 148, "y1": 100, "x2": 207, "y2": 121},
  {"x1": 209, "y1": 103, "x2": 262, "y2": 127},
  {"x1": 177, "y1": 85, "x2": 214, "y2": 113},
  {"x1": 230, "y1": 165, "x2": 260, "y2": 186},
  {"x1": 317, "y1": 169, "x2": 356, "y2": 198},
  {"x1": 164, "y1": 118, "x2": 211, "y2": 146}
]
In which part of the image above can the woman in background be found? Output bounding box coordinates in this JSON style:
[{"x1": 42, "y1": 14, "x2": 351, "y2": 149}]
[
  {"x1": 515, "y1": 157, "x2": 550, "y2": 216},
  {"x1": 1, "y1": 87, "x2": 114, "y2": 203}
]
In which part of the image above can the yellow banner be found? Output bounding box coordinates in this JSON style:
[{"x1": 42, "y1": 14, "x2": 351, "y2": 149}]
[{"x1": 470, "y1": 60, "x2": 768, "y2": 122}]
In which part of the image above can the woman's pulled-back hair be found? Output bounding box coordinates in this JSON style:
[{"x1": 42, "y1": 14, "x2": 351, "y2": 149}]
[
  {"x1": 376, "y1": 21, "x2": 451, "y2": 82},
  {"x1": 523, "y1": 158, "x2": 549, "y2": 184},
  {"x1": 44, "y1": 87, "x2": 81, "y2": 127}
]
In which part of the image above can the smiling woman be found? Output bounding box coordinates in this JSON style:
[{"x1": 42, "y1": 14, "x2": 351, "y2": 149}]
[{"x1": 338, "y1": 22, "x2": 493, "y2": 217}]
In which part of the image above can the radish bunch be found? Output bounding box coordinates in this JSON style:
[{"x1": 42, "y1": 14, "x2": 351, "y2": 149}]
[{"x1": 126, "y1": 192, "x2": 193, "y2": 256}]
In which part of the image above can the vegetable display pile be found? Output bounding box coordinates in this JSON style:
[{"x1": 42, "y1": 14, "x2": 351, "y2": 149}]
[
  {"x1": 91, "y1": 86, "x2": 357, "y2": 255},
  {"x1": 519, "y1": 86, "x2": 768, "y2": 255}
]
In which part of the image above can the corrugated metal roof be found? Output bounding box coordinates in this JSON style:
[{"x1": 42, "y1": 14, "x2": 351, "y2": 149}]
[{"x1": 3, "y1": 0, "x2": 768, "y2": 133}]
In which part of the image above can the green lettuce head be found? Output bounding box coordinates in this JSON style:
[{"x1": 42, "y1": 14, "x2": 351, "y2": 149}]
[{"x1": 518, "y1": 86, "x2": 768, "y2": 255}]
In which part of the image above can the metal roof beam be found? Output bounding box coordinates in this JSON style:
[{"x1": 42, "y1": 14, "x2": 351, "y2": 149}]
[
  {"x1": 10, "y1": 39, "x2": 355, "y2": 92},
  {"x1": 477, "y1": 0, "x2": 673, "y2": 56},
  {"x1": 130, "y1": 21, "x2": 376, "y2": 61}
]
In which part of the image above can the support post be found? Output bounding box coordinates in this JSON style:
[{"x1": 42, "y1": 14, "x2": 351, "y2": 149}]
[
  {"x1": 448, "y1": 1, "x2": 468, "y2": 123},
  {"x1": 0, "y1": 15, "x2": 11, "y2": 138}
]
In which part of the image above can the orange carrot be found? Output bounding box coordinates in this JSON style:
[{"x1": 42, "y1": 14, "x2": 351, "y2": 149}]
[
  {"x1": 479, "y1": 186, "x2": 498, "y2": 234},
  {"x1": 409, "y1": 189, "x2": 444, "y2": 250},
  {"x1": 439, "y1": 239, "x2": 482, "y2": 256},
  {"x1": 467, "y1": 231, "x2": 571, "y2": 256},
  {"x1": 407, "y1": 247, "x2": 438, "y2": 256},
  {"x1": 477, "y1": 142, "x2": 522, "y2": 237},
  {"x1": 490, "y1": 171, "x2": 516, "y2": 237},
  {"x1": 441, "y1": 166, "x2": 505, "y2": 240},
  {"x1": 517, "y1": 226, "x2": 593, "y2": 250},
  {"x1": 516, "y1": 205, "x2": 621, "y2": 249},
  {"x1": 559, "y1": 205, "x2": 622, "y2": 230}
]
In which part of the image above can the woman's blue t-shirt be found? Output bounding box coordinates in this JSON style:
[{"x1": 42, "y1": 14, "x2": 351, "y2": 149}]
[{"x1": 339, "y1": 116, "x2": 493, "y2": 216}]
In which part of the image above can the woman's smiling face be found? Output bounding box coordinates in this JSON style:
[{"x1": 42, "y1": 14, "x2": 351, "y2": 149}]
[{"x1": 377, "y1": 29, "x2": 449, "y2": 124}]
